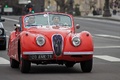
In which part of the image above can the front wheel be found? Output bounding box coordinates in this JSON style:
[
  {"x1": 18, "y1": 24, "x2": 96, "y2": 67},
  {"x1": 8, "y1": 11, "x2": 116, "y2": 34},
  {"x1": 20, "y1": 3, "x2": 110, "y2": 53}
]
[
  {"x1": 80, "y1": 59, "x2": 93, "y2": 72},
  {"x1": 10, "y1": 58, "x2": 19, "y2": 68},
  {"x1": 20, "y1": 58, "x2": 31, "y2": 73}
]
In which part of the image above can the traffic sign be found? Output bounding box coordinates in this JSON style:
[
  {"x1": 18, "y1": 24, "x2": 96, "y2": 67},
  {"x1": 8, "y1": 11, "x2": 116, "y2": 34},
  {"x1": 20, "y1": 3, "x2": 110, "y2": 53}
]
[
  {"x1": 4, "y1": 7, "x2": 13, "y2": 12},
  {"x1": 19, "y1": 0, "x2": 30, "y2": 4}
]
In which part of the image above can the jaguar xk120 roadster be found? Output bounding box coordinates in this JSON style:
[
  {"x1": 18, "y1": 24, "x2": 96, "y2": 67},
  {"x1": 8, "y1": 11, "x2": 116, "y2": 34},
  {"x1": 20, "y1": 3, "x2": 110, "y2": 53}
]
[{"x1": 8, "y1": 12, "x2": 94, "y2": 73}]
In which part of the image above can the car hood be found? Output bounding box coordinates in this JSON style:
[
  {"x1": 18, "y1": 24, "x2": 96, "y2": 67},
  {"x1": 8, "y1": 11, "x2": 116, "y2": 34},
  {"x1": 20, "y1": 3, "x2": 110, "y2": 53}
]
[{"x1": 26, "y1": 27, "x2": 72, "y2": 38}]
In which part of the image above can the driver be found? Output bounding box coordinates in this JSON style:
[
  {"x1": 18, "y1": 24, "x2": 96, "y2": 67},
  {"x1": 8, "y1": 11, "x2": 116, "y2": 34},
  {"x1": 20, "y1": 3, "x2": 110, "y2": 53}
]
[{"x1": 51, "y1": 15, "x2": 62, "y2": 25}]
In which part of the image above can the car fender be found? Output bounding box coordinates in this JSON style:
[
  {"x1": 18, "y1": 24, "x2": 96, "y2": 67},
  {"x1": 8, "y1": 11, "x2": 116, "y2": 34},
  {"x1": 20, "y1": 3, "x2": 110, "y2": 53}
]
[
  {"x1": 64, "y1": 31, "x2": 94, "y2": 52},
  {"x1": 19, "y1": 31, "x2": 52, "y2": 53}
]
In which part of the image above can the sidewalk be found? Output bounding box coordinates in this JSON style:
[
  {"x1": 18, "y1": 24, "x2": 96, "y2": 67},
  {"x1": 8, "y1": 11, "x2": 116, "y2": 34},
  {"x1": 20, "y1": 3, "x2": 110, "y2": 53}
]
[{"x1": 83, "y1": 13, "x2": 120, "y2": 22}]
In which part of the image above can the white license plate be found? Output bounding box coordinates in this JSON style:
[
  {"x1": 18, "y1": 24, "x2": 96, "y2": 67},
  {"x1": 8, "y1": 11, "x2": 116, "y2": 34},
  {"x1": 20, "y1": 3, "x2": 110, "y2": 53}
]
[{"x1": 29, "y1": 54, "x2": 53, "y2": 60}]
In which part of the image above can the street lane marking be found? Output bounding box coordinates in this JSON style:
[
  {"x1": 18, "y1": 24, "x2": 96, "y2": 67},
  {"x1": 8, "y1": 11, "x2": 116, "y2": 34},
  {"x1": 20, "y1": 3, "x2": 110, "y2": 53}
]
[
  {"x1": 75, "y1": 17, "x2": 120, "y2": 25},
  {"x1": 94, "y1": 55, "x2": 120, "y2": 62},
  {"x1": 94, "y1": 46, "x2": 120, "y2": 49},
  {"x1": 95, "y1": 34, "x2": 120, "y2": 39},
  {"x1": 5, "y1": 30, "x2": 8, "y2": 32},
  {"x1": 2, "y1": 17, "x2": 19, "y2": 22},
  {"x1": 6, "y1": 35, "x2": 9, "y2": 38},
  {"x1": 0, "y1": 57, "x2": 9, "y2": 64}
]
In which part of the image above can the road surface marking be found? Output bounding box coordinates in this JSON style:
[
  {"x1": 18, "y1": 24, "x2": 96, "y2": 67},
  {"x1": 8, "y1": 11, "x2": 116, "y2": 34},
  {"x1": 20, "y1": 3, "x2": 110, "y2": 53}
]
[
  {"x1": 2, "y1": 17, "x2": 19, "y2": 22},
  {"x1": 75, "y1": 17, "x2": 120, "y2": 25},
  {"x1": 94, "y1": 46, "x2": 120, "y2": 49},
  {"x1": 95, "y1": 34, "x2": 120, "y2": 39},
  {"x1": 6, "y1": 35, "x2": 9, "y2": 38},
  {"x1": 94, "y1": 55, "x2": 120, "y2": 62},
  {"x1": 0, "y1": 57, "x2": 9, "y2": 64},
  {"x1": 5, "y1": 30, "x2": 8, "y2": 32}
]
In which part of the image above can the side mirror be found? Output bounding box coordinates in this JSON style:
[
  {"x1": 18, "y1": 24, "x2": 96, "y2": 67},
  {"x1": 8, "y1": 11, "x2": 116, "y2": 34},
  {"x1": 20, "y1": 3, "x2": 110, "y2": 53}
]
[
  {"x1": 14, "y1": 24, "x2": 20, "y2": 27},
  {"x1": 14, "y1": 24, "x2": 20, "y2": 31},
  {"x1": 75, "y1": 24, "x2": 80, "y2": 29},
  {"x1": 0, "y1": 19, "x2": 5, "y2": 22}
]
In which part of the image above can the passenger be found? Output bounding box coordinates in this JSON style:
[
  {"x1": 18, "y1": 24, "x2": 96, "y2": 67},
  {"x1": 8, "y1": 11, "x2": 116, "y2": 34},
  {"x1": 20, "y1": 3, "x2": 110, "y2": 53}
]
[{"x1": 27, "y1": 16, "x2": 36, "y2": 25}]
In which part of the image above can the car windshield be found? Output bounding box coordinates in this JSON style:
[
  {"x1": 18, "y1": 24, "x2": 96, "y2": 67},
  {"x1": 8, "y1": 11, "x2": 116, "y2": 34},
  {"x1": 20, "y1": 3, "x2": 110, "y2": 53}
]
[{"x1": 24, "y1": 13, "x2": 72, "y2": 28}]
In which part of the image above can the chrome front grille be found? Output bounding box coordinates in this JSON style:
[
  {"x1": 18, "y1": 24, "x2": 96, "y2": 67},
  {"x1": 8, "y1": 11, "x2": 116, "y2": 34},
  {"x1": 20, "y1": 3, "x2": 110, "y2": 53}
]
[{"x1": 52, "y1": 34, "x2": 63, "y2": 56}]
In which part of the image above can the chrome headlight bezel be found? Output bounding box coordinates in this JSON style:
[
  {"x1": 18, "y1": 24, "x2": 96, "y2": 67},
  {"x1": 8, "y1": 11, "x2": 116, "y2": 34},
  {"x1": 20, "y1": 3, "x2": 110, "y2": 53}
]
[
  {"x1": 72, "y1": 36, "x2": 81, "y2": 47},
  {"x1": 36, "y1": 36, "x2": 46, "y2": 46}
]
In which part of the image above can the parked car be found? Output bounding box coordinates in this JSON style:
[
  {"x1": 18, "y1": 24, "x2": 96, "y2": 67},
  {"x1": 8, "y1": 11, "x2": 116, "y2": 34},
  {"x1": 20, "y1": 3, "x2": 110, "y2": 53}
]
[
  {"x1": 0, "y1": 18, "x2": 6, "y2": 50},
  {"x1": 8, "y1": 12, "x2": 94, "y2": 73}
]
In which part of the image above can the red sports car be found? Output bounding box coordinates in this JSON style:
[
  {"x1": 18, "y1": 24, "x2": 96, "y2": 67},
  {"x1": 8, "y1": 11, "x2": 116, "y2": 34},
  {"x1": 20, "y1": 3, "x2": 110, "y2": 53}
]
[{"x1": 8, "y1": 12, "x2": 94, "y2": 73}]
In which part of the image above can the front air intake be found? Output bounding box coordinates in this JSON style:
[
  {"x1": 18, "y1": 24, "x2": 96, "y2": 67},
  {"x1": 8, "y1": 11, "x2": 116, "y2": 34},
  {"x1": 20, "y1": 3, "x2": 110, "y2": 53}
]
[{"x1": 52, "y1": 34, "x2": 63, "y2": 56}]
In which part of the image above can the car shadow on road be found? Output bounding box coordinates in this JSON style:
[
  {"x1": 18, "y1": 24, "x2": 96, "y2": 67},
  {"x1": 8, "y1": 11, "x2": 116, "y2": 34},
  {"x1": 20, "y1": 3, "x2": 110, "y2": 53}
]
[
  {"x1": 29, "y1": 65, "x2": 82, "y2": 74},
  {"x1": 1, "y1": 64, "x2": 93, "y2": 74}
]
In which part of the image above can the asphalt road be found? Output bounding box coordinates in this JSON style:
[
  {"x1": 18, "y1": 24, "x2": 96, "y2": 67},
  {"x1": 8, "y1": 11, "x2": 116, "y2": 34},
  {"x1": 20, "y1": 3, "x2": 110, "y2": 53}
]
[{"x1": 0, "y1": 16, "x2": 120, "y2": 80}]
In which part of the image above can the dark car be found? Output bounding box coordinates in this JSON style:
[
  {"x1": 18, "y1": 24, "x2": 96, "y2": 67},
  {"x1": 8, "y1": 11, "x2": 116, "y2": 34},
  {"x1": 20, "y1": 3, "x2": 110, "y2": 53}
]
[{"x1": 0, "y1": 19, "x2": 6, "y2": 50}]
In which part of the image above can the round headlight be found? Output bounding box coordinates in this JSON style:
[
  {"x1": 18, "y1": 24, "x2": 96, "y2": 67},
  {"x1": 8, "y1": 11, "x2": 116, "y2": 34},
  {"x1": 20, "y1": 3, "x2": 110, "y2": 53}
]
[
  {"x1": 36, "y1": 36, "x2": 45, "y2": 46},
  {"x1": 0, "y1": 29, "x2": 3, "y2": 35},
  {"x1": 72, "y1": 37, "x2": 81, "y2": 47}
]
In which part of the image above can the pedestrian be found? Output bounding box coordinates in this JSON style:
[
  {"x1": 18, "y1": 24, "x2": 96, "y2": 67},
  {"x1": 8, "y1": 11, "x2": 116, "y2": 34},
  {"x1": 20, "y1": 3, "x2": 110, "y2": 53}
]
[
  {"x1": 25, "y1": 1, "x2": 34, "y2": 14},
  {"x1": 92, "y1": 8, "x2": 97, "y2": 16},
  {"x1": 113, "y1": 9, "x2": 117, "y2": 15}
]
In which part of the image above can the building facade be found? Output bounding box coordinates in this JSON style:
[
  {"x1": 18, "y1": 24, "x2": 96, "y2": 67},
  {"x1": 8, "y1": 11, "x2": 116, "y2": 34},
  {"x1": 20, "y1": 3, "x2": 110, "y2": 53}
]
[
  {"x1": 44, "y1": 0, "x2": 106, "y2": 16},
  {"x1": 0, "y1": 0, "x2": 113, "y2": 16},
  {"x1": 71, "y1": 0, "x2": 105, "y2": 16}
]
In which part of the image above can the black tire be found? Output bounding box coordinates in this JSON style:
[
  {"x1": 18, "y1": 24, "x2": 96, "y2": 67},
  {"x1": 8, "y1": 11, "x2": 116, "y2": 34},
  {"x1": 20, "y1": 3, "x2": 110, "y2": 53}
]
[
  {"x1": 2, "y1": 44, "x2": 6, "y2": 50},
  {"x1": 20, "y1": 58, "x2": 31, "y2": 73},
  {"x1": 10, "y1": 58, "x2": 19, "y2": 68},
  {"x1": 65, "y1": 62, "x2": 75, "y2": 68},
  {"x1": 0, "y1": 42, "x2": 6, "y2": 50},
  {"x1": 80, "y1": 59, "x2": 93, "y2": 72}
]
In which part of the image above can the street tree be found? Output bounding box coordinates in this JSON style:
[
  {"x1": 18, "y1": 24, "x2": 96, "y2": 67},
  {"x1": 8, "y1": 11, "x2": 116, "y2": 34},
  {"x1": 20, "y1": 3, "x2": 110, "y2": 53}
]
[{"x1": 55, "y1": 0, "x2": 74, "y2": 14}]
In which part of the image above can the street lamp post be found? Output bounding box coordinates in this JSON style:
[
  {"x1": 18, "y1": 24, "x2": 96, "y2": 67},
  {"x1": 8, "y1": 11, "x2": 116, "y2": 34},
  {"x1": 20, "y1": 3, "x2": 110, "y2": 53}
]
[
  {"x1": 103, "y1": 0, "x2": 111, "y2": 17},
  {"x1": 68, "y1": 0, "x2": 74, "y2": 15}
]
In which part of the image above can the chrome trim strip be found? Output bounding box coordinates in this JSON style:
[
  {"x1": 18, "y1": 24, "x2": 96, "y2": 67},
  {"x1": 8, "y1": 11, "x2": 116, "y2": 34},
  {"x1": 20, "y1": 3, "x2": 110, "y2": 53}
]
[
  {"x1": 23, "y1": 51, "x2": 53, "y2": 55},
  {"x1": 64, "y1": 52, "x2": 93, "y2": 55}
]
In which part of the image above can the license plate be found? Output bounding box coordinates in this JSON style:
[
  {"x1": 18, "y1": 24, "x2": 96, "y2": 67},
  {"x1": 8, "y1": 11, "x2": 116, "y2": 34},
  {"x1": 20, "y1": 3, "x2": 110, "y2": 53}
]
[{"x1": 29, "y1": 54, "x2": 53, "y2": 60}]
